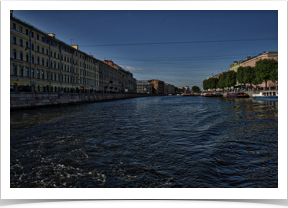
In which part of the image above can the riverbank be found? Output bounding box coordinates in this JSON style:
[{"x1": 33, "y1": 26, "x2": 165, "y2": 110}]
[{"x1": 10, "y1": 92, "x2": 154, "y2": 110}]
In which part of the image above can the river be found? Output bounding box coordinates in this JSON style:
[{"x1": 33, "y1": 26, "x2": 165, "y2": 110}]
[{"x1": 10, "y1": 95, "x2": 278, "y2": 188}]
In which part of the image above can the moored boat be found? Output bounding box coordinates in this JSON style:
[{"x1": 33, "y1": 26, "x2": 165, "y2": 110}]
[
  {"x1": 200, "y1": 93, "x2": 215, "y2": 97},
  {"x1": 236, "y1": 93, "x2": 249, "y2": 98},
  {"x1": 213, "y1": 93, "x2": 223, "y2": 97},
  {"x1": 252, "y1": 91, "x2": 278, "y2": 101},
  {"x1": 226, "y1": 93, "x2": 237, "y2": 98}
]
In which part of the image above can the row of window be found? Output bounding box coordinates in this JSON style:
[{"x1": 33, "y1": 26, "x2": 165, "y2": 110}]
[
  {"x1": 12, "y1": 66, "x2": 85, "y2": 83},
  {"x1": 12, "y1": 37, "x2": 97, "y2": 70}
]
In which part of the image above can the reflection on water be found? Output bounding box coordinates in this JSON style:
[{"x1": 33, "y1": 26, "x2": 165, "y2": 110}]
[{"x1": 10, "y1": 96, "x2": 278, "y2": 188}]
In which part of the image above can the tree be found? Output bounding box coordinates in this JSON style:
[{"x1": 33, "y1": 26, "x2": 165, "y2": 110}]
[
  {"x1": 254, "y1": 59, "x2": 278, "y2": 90},
  {"x1": 203, "y1": 79, "x2": 209, "y2": 90},
  {"x1": 226, "y1": 70, "x2": 237, "y2": 90},
  {"x1": 243, "y1": 66, "x2": 255, "y2": 89},
  {"x1": 209, "y1": 78, "x2": 219, "y2": 91},
  {"x1": 218, "y1": 72, "x2": 227, "y2": 91},
  {"x1": 192, "y1": 86, "x2": 201, "y2": 93},
  {"x1": 236, "y1": 66, "x2": 245, "y2": 89}
]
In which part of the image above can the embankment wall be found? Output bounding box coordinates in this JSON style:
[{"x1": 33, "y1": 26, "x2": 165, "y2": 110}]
[{"x1": 10, "y1": 92, "x2": 150, "y2": 110}]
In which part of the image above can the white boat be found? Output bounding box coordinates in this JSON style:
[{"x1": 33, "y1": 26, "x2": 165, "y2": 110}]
[{"x1": 252, "y1": 91, "x2": 278, "y2": 101}]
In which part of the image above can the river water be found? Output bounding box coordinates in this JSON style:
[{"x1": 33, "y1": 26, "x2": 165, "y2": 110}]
[{"x1": 10, "y1": 96, "x2": 278, "y2": 188}]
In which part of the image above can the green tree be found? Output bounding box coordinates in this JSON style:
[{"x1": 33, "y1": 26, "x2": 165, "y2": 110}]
[
  {"x1": 209, "y1": 78, "x2": 219, "y2": 91},
  {"x1": 243, "y1": 66, "x2": 255, "y2": 89},
  {"x1": 254, "y1": 59, "x2": 278, "y2": 90},
  {"x1": 236, "y1": 66, "x2": 245, "y2": 89},
  {"x1": 218, "y1": 72, "x2": 227, "y2": 90},
  {"x1": 203, "y1": 79, "x2": 208, "y2": 90},
  {"x1": 192, "y1": 86, "x2": 201, "y2": 93},
  {"x1": 226, "y1": 70, "x2": 237, "y2": 90}
]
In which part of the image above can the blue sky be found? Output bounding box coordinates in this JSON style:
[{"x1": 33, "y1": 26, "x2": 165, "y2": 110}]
[{"x1": 13, "y1": 10, "x2": 278, "y2": 88}]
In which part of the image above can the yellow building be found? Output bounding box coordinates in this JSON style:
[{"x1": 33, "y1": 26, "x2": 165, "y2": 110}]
[{"x1": 10, "y1": 13, "x2": 101, "y2": 92}]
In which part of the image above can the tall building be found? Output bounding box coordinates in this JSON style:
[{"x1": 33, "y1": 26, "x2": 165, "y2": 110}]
[
  {"x1": 10, "y1": 12, "x2": 133, "y2": 93},
  {"x1": 149, "y1": 79, "x2": 164, "y2": 94},
  {"x1": 137, "y1": 80, "x2": 152, "y2": 94}
]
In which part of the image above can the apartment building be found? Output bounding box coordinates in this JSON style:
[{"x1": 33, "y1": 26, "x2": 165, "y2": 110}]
[
  {"x1": 137, "y1": 80, "x2": 152, "y2": 94},
  {"x1": 164, "y1": 83, "x2": 175, "y2": 94},
  {"x1": 10, "y1": 12, "x2": 134, "y2": 93},
  {"x1": 149, "y1": 79, "x2": 164, "y2": 94}
]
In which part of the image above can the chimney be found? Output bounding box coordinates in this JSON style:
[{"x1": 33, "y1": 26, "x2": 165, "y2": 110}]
[{"x1": 246, "y1": 56, "x2": 251, "y2": 60}]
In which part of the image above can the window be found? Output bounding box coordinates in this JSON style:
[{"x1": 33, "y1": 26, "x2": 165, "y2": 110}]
[
  {"x1": 46, "y1": 49, "x2": 48, "y2": 55},
  {"x1": 26, "y1": 69, "x2": 29, "y2": 77},
  {"x1": 54, "y1": 73, "x2": 56, "y2": 81},
  {"x1": 67, "y1": 57, "x2": 69, "y2": 62},
  {"x1": 37, "y1": 70, "x2": 40, "y2": 78},
  {"x1": 37, "y1": 45, "x2": 39, "y2": 52},
  {"x1": 31, "y1": 43, "x2": 34, "y2": 50},
  {"x1": 20, "y1": 67, "x2": 23, "y2": 76},
  {"x1": 13, "y1": 23, "x2": 16, "y2": 30},
  {"x1": 26, "y1": 29, "x2": 28, "y2": 35},
  {"x1": 65, "y1": 75, "x2": 66, "y2": 82},
  {"x1": 26, "y1": 54, "x2": 29, "y2": 62},
  {"x1": 46, "y1": 72, "x2": 49, "y2": 80},
  {"x1": 20, "y1": 39, "x2": 23, "y2": 46},
  {"x1": 13, "y1": 50, "x2": 17, "y2": 59},
  {"x1": 46, "y1": 59, "x2": 48, "y2": 67},
  {"x1": 42, "y1": 71, "x2": 44, "y2": 79},
  {"x1": 13, "y1": 36, "x2": 16, "y2": 44},
  {"x1": 61, "y1": 75, "x2": 63, "y2": 81},
  {"x1": 54, "y1": 62, "x2": 56, "y2": 68},
  {"x1": 50, "y1": 50, "x2": 52, "y2": 56},
  {"x1": 50, "y1": 73, "x2": 53, "y2": 80},
  {"x1": 31, "y1": 32, "x2": 34, "y2": 38},
  {"x1": 58, "y1": 74, "x2": 60, "y2": 81},
  {"x1": 31, "y1": 55, "x2": 34, "y2": 63},
  {"x1": 42, "y1": 47, "x2": 44, "y2": 54},
  {"x1": 42, "y1": 58, "x2": 44, "y2": 66},
  {"x1": 50, "y1": 60, "x2": 52, "y2": 68},
  {"x1": 58, "y1": 63, "x2": 60, "y2": 69},
  {"x1": 13, "y1": 66, "x2": 17, "y2": 75},
  {"x1": 37, "y1": 57, "x2": 40, "y2": 65},
  {"x1": 19, "y1": 26, "x2": 23, "y2": 33},
  {"x1": 37, "y1": 34, "x2": 39, "y2": 40},
  {"x1": 26, "y1": 41, "x2": 29, "y2": 49},
  {"x1": 64, "y1": 56, "x2": 66, "y2": 61},
  {"x1": 58, "y1": 54, "x2": 60, "y2": 59},
  {"x1": 31, "y1": 69, "x2": 34, "y2": 78},
  {"x1": 67, "y1": 66, "x2": 69, "y2": 71},
  {"x1": 20, "y1": 52, "x2": 23, "y2": 61},
  {"x1": 54, "y1": 52, "x2": 56, "y2": 58},
  {"x1": 67, "y1": 76, "x2": 69, "y2": 83}
]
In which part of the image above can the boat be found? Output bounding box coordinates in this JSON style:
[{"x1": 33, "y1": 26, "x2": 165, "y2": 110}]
[
  {"x1": 236, "y1": 93, "x2": 249, "y2": 98},
  {"x1": 252, "y1": 91, "x2": 278, "y2": 101},
  {"x1": 213, "y1": 93, "x2": 223, "y2": 97},
  {"x1": 200, "y1": 93, "x2": 215, "y2": 97},
  {"x1": 226, "y1": 93, "x2": 237, "y2": 98}
]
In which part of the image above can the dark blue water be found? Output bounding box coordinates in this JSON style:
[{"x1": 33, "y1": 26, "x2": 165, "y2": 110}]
[{"x1": 10, "y1": 96, "x2": 278, "y2": 188}]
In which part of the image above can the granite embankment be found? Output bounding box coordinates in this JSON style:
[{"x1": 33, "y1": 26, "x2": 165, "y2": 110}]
[{"x1": 10, "y1": 92, "x2": 150, "y2": 110}]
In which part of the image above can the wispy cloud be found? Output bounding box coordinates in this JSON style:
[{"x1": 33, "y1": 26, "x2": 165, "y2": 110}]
[{"x1": 120, "y1": 66, "x2": 151, "y2": 72}]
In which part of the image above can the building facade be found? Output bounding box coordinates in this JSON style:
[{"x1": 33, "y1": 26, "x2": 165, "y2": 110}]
[
  {"x1": 241, "y1": 51, "x2": 278, "y2": 90},
  {"x1": 149, "y1": 79, "x2": 164, "y2": 94},
  {"x1": 137, "y1": 80, "x2": 152, "y2": 94},
  {"x1": 164, "y1": 83, "x2": 175, "y2": 94},
  {"x1": 10, "y1": 12, "x2": 134, "y2": 93}
]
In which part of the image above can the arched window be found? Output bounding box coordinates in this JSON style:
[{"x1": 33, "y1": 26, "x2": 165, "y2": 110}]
[
  {"x1": 37, "y1": 57, "x2": 40, "y2": 65},
  {"x1": 37, "y1": 70, "x2": 40, "y2": 78},
  {"x1": 19, "y1": 39, "x2": 23, "y2": 46},
  {"x1": 42, "y1": 47, "x2": 44, "y2": 54},
  {"x1": 31, "y1": 43, "x2": 34, "y2": 50},
  {"x1": 13, "y1": 36, "x2": 16, "y2": 44},
  {"x1": 31, "y1": 55, "x2": 34, "y2": 63},
  {"x1": 54, "y1": 52, "x2": 56, "y2": 58},
  {"x1": 26, "y1": 69, "x2": 29, "y2": 77},
  {"x1": 13, "y1": 50, "x2": 17, "y2": 59},
  {"x1": 37, "y1": 45, "x2": 40, "y2": 52},
  {"x1": 54, "y1": 62, "x2": 56, "y2": 68}
]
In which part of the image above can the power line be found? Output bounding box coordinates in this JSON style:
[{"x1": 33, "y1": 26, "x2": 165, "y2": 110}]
[{"x1": 80, "y1": 38, "x2": 277, "y2": 47}]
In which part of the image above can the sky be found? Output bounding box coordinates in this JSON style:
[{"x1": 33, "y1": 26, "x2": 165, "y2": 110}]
[{"x1": 12, "y1": 9, "x2": 278, "y2": 89}]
